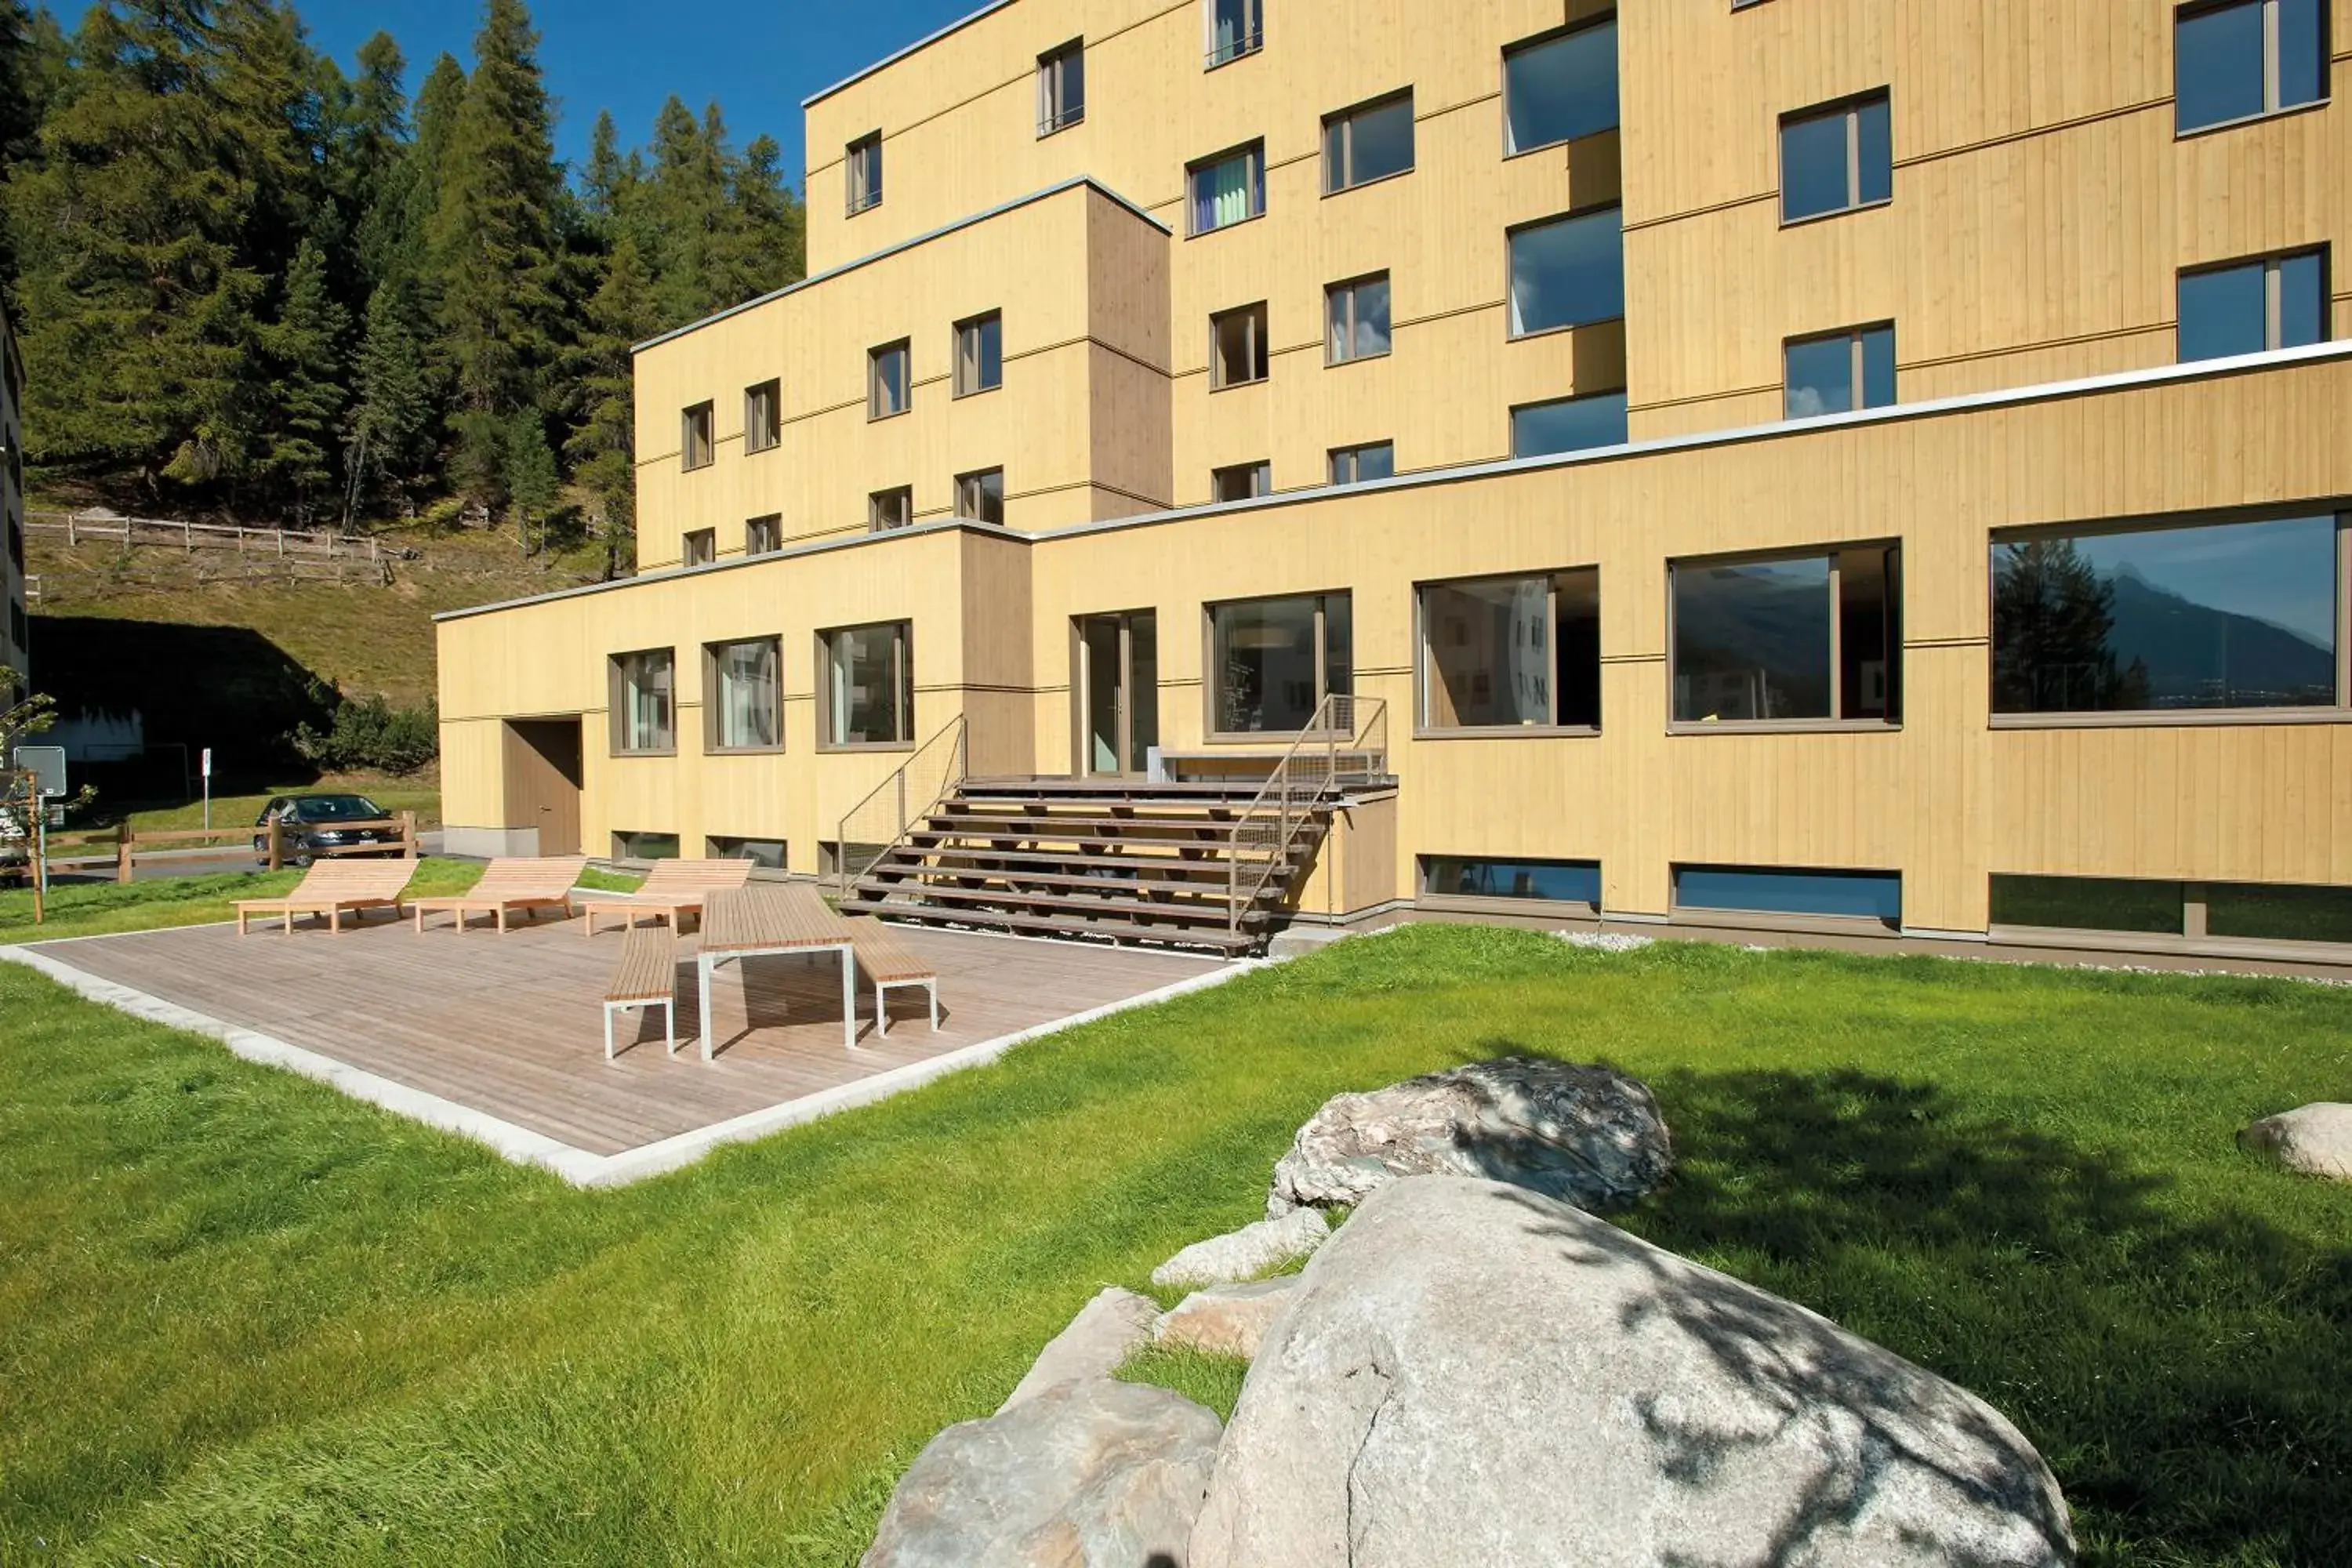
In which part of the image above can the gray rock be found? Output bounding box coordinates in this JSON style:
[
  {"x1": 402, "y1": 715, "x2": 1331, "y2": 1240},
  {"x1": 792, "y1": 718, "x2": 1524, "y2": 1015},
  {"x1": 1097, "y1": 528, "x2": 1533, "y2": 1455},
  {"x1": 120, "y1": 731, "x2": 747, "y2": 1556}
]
[
  {"x1": 1267, "y1": 1055, "x2": 1671, "y2": 1218},
  {"x1": 1003, "y1": 1287, "x2": 1160, "y2": 1411},
  {"x1": 2240, "y1": 1102, "x2": 2352, "y2": 1179},
  {"x1": 1152, "y1": 1209, "x2": 1330, "y2": 1290},
  {"x1": 1192, "y1": 1177, "x2": 2074, "y2": 1568},
  {"x1": 1153, "y1": 1278, "x2": 1298, "y2": 1360},
  {"x1": 863, "y1": 1377, "x2": 1220, "y2": 1568}
]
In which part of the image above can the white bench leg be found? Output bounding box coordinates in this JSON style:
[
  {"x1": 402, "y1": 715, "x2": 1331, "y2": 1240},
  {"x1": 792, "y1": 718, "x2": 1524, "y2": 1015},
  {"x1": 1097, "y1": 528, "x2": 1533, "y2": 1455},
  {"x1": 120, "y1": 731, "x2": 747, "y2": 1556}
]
[
  {"x1": 604, "y1": 1003, "x2": 617, "y2": 1062},
  {"x1": 928, "y1": 979, "x2": 940, "y2": 1032},
  {"x1": 875, "y1": 978, "x2": 888, "y2": 1040},
  {"x1": 663, "y1": 996, "x2": 679, "y2": 1056}
]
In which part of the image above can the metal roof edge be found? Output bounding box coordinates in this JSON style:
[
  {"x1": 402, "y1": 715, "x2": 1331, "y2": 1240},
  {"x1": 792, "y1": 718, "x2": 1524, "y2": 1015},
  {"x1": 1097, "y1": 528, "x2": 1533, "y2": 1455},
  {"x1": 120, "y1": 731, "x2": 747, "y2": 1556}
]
[{"x1": 800, "y1": 0, "x2": 1022, "y2": 111}]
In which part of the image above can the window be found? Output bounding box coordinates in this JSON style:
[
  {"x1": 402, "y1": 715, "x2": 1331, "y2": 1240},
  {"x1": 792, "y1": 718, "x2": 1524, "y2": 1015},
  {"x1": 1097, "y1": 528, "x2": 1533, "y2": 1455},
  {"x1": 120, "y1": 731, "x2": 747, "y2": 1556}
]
[
  {"x1": 681, "y1": 528, "x2": 717, "y2": 567},
  {"x1": 681, "y1": 401, "x2": 714, "y2": 470},
  {"x1": 609, "y1": 649, "x2": 676, "y2": 754},
  {"x1": 707, "y1": 836, "x2": 787, "y2": 869},
  {"x1": 612, "y1": 830, "x2": 681, "y2": 861},
  {"x1": 869, "y1": 486, "x2": 914, "y2": 532},
  {"x1": 869, "y1": 340, "x2": 910, "y2": 419},
  {"x1": 705, "y1": 637, "x2": 782, "y2": 752},
  {"x1": 1511, "y1": 392, "x2": 1628, "y2": 456},
  {"x1": 743, "y1": 379, "x2": 781, "y2": 453},
  {"x1": 1503, "y1": 20, "x2": 1619, "y2": 155},
  {"x1": 1210, "y1": 461, "x2": 1272, "y2": 503},
  {"x1": 746, "y1": 514, "x2": 782, "y2": 555},
  {"x1": 1421, "y1": 855, "x2": 1601, "y2": 906},
  {"x1": 1210, "y1": 303, "x2": 1269, "y2": 388},
  {"x1": 2178, "y1": 249, "x2": 2328, "y2": 361},
  {"x1": 2209, "y1": 883, "x2": 2352, "y2": 944},
  {"x1": 1328, "y1": 442, "x2": 1394, "y2": 485},
  {"x1": 1991, "y1": 513, "x2": 2343, "y2": 715},
  {"x1": 955, "y1": 467, "x2": 1005, "y2": 524},
  {"x1": 1211, "y1": 593, "x2": 1352, "y2": 733},
  {"x1": 955, "y1": 311, "x2": 1003, "y2": 396},
  {"x1": 823, "y1": 621, "x2": 913, "y2": 746},
  {"x1": 1675, "y1": 865, "x2": 1901, "y2": 927},
  {"x1": 2176, "y1": 0, "x2": 2326, "y2": 133},
  {"x1": 1206, "y1": 0, "x2": 1262, "y2": 66},
  {"x1": 1323, "y1": 91, "x2": 1414, "y2": 193},
  {"x1": 1780, "y1": 92, "x2": 1892, "y2": 223},
  {"x1": 1326, "y1": 274, "x2": 1392, "y2": 364},
  {"x1": 1671, "y1": 545, "x2": 1902, "y2": 725},
  {"x1": 1037, "y1": 38, "x2": 1085, "y2": 135},
  {"x1": 1420, "y1": 570, "x2": 1601, "y2": 731},
  {"x1": 1784, "y1": 324, "x2": 1896, "y2": 417},
  {"x1": 1991, "y1": 875, "x2": 2352, "y2": 948},
  {"x1": 1508, "y1": 207, "x2": 1624, "y2": 337},
  {"x1": 1189, "y1": 142, "x2": 1265, "y2": 234},
  {"x1": 846, "y1": 132, "x2": 882, "y2": 214},
  {"x1": 1991, "y1": 876, "x2": 2187, "y2": 935}
]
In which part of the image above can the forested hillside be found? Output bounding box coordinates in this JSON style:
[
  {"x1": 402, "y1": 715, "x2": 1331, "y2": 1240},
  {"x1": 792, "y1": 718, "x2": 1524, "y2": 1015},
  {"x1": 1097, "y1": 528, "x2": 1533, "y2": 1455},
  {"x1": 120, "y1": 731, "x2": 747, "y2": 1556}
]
[{"x1": 0, "y1": 0, "x2": 806, "y2": 568}]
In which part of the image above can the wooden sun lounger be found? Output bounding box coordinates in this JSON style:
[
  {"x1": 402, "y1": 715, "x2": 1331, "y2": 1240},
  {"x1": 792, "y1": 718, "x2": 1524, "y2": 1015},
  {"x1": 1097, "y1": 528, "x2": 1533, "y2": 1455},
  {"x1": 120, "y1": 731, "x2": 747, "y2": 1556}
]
[
  {"x1": 234, "y1": 858, "x2": 417, "y2": 935},
  {"x1": 844, "y1": 916, "x2": 939, "y2": 1037},
  {"x1": 579, "y1": 857, "x2": 755, "y2": 936},
  {"x1": 411, "y1": 855, "x2": 590, "y2": 933},
  {"x1": 602, "y1": 922, "x2": 679, "y2": 1059}
]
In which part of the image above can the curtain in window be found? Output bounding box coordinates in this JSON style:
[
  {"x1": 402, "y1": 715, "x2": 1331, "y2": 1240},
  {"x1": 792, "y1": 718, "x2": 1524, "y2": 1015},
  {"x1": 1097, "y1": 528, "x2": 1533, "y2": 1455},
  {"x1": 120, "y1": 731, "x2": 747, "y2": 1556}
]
[
  {"x1": 1196, "y1": 154, "x2": 1254, "y2": 232},
  {"x1": 625, "y1": 655, "x2": 673, "y2": 750},
  {"x1": 718, "y1": 641, "x2": 778, "y2": 748}
]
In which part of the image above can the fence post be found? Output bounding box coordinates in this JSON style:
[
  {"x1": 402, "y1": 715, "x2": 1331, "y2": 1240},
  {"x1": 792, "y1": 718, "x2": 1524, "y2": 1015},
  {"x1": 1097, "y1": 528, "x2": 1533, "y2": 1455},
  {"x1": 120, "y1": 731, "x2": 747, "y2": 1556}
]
[
  {"x1": 117, "y1": 822, "x2": 132, "y2": 885},
  {"x1": 66, "y1": 513, "x2": 75, "y2": 547},
  {"x1": 400, "y1": 811, "x2": 418, "y2": 859},
  {"x1": 267, "y1": 820, "x2": 282, "y2": 873}
]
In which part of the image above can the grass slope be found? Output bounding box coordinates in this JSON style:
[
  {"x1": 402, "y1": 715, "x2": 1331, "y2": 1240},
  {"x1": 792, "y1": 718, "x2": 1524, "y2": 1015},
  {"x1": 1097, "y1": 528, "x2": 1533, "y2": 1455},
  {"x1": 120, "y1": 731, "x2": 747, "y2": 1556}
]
[{"x1": 1, "y1": 927, "x2": 2347, "y2": 1564}]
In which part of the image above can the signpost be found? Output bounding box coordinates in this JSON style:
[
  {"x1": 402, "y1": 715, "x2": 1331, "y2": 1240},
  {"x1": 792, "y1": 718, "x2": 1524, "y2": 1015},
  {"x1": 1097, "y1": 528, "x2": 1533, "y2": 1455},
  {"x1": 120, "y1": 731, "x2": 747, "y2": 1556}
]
[
  {"x1": 11, "y1": 745, "x2": 68, "y2": 915},
  {"x1": 201, "y1": 747, "x2": 212, "y2": 833}
]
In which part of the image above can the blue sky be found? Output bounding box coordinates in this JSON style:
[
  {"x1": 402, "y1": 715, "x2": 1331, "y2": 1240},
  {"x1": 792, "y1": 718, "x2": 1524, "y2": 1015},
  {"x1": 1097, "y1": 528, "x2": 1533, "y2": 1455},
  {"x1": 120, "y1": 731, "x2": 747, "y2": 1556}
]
[{"x1": 292, "y1": 0, "x2": 982, "y2": 188}]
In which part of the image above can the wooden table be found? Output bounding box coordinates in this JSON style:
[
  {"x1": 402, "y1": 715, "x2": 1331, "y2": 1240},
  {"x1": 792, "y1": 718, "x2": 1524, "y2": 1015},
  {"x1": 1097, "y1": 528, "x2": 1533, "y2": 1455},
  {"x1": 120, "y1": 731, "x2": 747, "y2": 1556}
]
[{"x1": 695, "y1": 884, "x2": 858, "y2": 1060}]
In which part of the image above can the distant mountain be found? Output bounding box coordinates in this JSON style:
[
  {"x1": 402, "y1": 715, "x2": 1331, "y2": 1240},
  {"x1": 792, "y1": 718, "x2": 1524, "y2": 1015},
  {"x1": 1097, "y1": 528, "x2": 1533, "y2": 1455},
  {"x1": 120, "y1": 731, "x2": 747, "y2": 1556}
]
[{"x1": 2107, "y1": 571, "x2": 2335, "y2": 706}]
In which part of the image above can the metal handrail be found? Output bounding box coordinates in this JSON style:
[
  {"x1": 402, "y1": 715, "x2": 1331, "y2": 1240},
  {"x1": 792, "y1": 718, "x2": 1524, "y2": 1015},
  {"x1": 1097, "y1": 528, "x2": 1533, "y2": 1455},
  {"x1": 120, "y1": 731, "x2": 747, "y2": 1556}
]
[
  {"x1": 1224, "y1": 692, "x2": 1388, "y2": 932},
  {"x1": 834, "y1": 713, "x2": 968, "y2": 902}
]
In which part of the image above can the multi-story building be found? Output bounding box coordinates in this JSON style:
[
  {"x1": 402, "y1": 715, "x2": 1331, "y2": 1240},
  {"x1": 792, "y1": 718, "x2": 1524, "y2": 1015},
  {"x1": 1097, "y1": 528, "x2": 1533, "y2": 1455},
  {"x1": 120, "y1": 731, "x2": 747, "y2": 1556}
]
[
  {"x1": 438, "y1": 0, "x2": 2352, "y2": 967},
  {"x1": 2, "y1": 303, "x2": 27, "y2": 687}
]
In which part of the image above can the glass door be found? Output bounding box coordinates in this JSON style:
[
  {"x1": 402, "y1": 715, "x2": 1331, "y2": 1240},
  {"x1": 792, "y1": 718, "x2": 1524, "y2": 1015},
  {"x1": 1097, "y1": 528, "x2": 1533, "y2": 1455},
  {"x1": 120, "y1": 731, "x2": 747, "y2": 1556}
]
[{"x1": 1076, "y1": 612, "x2": 1159, "y2": 776}]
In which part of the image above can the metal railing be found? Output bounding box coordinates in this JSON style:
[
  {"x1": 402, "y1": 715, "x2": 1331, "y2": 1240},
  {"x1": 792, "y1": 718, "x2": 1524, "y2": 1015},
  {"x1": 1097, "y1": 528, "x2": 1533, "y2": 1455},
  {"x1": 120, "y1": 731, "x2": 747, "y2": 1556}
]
[
  {"x1": 1205, "y1": 27, "x2": 1263, "y2": 67},
  {"x1": 1225, "y1": 692, "x2": 1389, "y2": 932},
  {"x1": 833, "y1": 713, "x2": 968, "y2": 902}
]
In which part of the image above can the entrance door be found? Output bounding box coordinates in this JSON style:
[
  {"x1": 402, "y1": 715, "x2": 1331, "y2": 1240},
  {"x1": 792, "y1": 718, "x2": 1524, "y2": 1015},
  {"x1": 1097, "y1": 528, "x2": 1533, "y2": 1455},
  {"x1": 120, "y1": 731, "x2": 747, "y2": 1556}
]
[
  {"x1": 1075, "y1": 612, "x2": 1159, "y2": 776},
  {"x1": 503, "y1": 718, "x2": 583, "y2": 855}
]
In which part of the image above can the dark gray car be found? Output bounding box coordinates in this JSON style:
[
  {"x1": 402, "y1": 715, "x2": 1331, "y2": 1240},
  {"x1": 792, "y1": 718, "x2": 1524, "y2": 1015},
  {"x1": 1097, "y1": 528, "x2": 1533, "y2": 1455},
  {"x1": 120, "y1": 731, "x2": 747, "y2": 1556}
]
[{"x1": 252, "y1": 793, "x2": 401, "y2": 866}]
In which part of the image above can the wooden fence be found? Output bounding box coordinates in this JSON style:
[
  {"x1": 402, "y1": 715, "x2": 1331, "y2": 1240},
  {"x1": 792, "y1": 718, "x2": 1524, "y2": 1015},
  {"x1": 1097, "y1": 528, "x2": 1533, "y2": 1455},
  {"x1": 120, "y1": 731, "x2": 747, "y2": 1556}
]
[
  {"x1": 26, "y1": 510, "x2": 396, "y2": 563},
  {"x1": 42, "y1": 812, "x2": 419, "y2": 882}
]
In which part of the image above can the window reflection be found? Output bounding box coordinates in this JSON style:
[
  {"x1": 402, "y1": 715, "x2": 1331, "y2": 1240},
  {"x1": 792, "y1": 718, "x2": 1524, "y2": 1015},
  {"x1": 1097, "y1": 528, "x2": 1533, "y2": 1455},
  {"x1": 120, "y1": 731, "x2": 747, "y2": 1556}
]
[
  {"x1": 1214, "y1": 593, "x2": 1350, "y2": 732},
  {"x1": 1508, "y1": 208, "x2": 1624, "y2": 336}
]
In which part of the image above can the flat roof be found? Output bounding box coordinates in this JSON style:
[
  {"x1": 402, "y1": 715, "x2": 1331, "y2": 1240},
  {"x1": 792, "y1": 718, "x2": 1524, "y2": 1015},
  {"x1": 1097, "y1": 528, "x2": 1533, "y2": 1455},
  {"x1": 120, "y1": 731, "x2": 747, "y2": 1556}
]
[{"x1": 801, "y1": 0, "x2": 1021, "y2": 111}]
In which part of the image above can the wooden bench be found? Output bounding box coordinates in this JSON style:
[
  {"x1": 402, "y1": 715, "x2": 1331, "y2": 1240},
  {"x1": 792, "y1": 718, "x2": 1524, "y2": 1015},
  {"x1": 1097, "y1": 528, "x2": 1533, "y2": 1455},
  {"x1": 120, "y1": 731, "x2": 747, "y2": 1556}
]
[
  {"x1": 234, "y1": 859, "x2": 416, "y2": 935},
  {"x1": 412, "y1": 855, "x2": 589, "y2": 933},
  {"x1": 602, "y1": 922, "x2": 679, "y2": 1060},
  {"x1": 580, "y1": 857, "x2": 755, "y2": 936},
  {"x1": 844, "y1": 916, "x2": 939, "y2": 1037}
]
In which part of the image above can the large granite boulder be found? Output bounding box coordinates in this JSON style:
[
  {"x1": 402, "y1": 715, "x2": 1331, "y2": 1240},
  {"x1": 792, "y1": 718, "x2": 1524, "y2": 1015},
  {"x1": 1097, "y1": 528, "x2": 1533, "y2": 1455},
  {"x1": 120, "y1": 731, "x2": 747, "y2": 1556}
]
[
  {"x1": 1152, "y1": 1209, "x2": 1329, "y2": 1290},
  {"x1": 2239, "y1": 1102, "x2": 2352, "y2": 1179},
  {"x1": 1002, "y1": 1287, "x2": 1160, "y2": 1410},
  {"x1": 1267, "y1": 1056, "x2": 1671, "y2": 1218},
  {"x1": 864, "y1": 1377, "x2": 1221, "y2": 1568},
  {"x1": 1191, "y1": 1177, "x2": 2074, "y2": 1568},
  {"x1": 1154, "y1": 1278, "x2": 1298, "y2": 1360}
]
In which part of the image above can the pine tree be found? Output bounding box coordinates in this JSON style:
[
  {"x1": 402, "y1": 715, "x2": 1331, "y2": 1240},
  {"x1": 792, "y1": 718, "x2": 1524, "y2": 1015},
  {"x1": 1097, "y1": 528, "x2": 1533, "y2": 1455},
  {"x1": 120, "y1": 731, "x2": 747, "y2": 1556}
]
[
  {"x1": 502, "y1": 406, "x2": 560, "y2": 554},
  {"x1": 565, "y1": 232, "x2": 654, "y2": 575},
  {"x1": 582, "y1": 107, "x2": 635, "y2": 234},
  {"x1": 259, "y1": 237, "x2": 348, "y2": 514},
  {"x1": 343, "y1": 31, "x2": 414, "y2": 293}
]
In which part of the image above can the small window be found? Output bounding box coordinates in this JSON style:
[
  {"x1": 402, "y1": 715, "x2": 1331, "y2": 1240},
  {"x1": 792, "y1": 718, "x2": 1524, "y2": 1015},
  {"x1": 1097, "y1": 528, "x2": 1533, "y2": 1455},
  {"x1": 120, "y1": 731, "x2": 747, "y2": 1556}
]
[
  {"x1": 1511, "y1": 392, "x2": 1628, "y2": 456},
  {"x1": 743, "y1": 379, "x2": 781, "y2": 453},
  {"x1": 1991, "y1": 875, "x2": 2352, "y2": 946},
  {"x1": 1189, "y1": 141, "x2": 1265, "y2": 235},
  {"x1": 1991, "y1": 875, "x2": 2187, "y2": 935},
  {"x1": 1037, "y1": 38, "x2": 1085, "y2": 135},
  {"x1": 869, "y1": 486, "x2": 914, "y2": 532},
  {"x1": 612, "y1": 830, "x2": 682, "y2": 861},
  {"x1": 823, "y1": 621, "x2": 913, "y2": 746},
  {"x1": 1421, "y1": 855, "x2": 1601, "y2": 906},
  {"x1": 1675, "y1": 864, "x2": 1901, "y2": 927},
  {"x1": 1420, "y1": 569, "x2": 1601, "y2": 731},
  {"x1": 1323, "y1": 91, "x2": 1414, "y2": 193},
  {"x1": 955, "y1": 311, "x2": 1004, "y2": 397},
  {"x1": 2176, "y1": 0, "x2": 2327, "y2": 133},
  {"x1": 1508, "y1": 207, "x2": 1624, "y2": 337},
  {"x1": 707, "y1": 836, "x2": 787, "y2": 869},
  {"x1": 2178, "y1": 249, "x2": 2328, "y2": 361},
  {"x1": 1329, "y1": 441, "x2": 1395, "y2": 486},
  {"x1": 869, "y1": 340, "x2": 910, "y2": 419},
  {"x1": 1206, "y1": 0, "x2": 1262, "y2": 67},
  {"x1": 706, "y1": 636, "x2": 782, "y2": 752},
  {"x1": 1210, "y1": 303, "x2": 1269, "y2": 388},
  {"x1": 746, "y1": 514, "x2": 782, "y2": 555},
  {"x1": 681, "y1": 401, "x2": 714, "y2": 470},
  {"x1": 1784, "y1": 324, "x2": 1896, "y2": 417},
  {"x1": 681, "y1": 528, "x2": 717, "y2": 567},
  {"x1": 846, "y1": 131, "x2": 882, "y2": 215},
  {"x1": 1503, "y1": 20, "x2": 1619, "y2": 155},
  {"x1": 609, "y1": 649, "x2": 676, "y2": 754},
  {"x1": 955, "y1": 467, "x2": 1005, "y2": 525},
  {"x1": 1780, "y1": 92, "x2": 1892, "y2": 223},
  {"x1": 1210, "y1": 592, "x2": 1352, "y2": 733},
  {"x1": 1671, "y1": 544, "x2": 1902, "y2": 725},
  {"x1": 2209, "y1": 883, "x2": 2352, "y2": 945},
  {"x1": 1210, "y1": 461, "x2": 1272, "y2": 503},
  {"x1": 1326, "y1": 274, "x2": 1392, "y2": 364}
]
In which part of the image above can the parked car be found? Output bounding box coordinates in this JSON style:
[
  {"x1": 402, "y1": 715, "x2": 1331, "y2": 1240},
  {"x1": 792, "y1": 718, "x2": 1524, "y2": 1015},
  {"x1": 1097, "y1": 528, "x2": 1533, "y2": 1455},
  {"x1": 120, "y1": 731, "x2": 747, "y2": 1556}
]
[{"x1": 252, "y1": 793, "x2": 402, "y2": 866}]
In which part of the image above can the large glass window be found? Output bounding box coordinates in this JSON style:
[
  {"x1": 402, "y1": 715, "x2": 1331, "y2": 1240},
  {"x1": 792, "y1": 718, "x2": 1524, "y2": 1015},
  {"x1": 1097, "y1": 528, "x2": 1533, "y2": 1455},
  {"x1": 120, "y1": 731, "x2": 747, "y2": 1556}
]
[
  {"x1": 869, "y1": 340, "x2": 910, "y2": 419},
  {"x1": 2176, "y1": 0, "x2": 2326, "y2": 133},
  {"x1": 1780, "y1": 92, "x2": 1892, "y2": 223},
  {"x1": 1512, "y1": 391, "x2": 1628, "y2": 456},
  {"x1": 1503, "y1": 20, "x2": 1619, "y2": 154},
  {"x1": 1671, "y1": 545, "x2": 1901, "y2": 724},
  {"x1": 706, "y1": 637, "x2": 782, "y2": 752},
  {"x1": 824, "y1": 621, "x2": 913, "y2": 746},
  {"x1": 1991, "y1": 514, "x2": 2343, "y2": 714},
  {"x1": 955, "y1": 311, "x2": 1004, "y2": 396},
  {"x1": 743, "y1": 379, "x2": 781, "y2": 454},
  {"x1": 1420, "y1": 569, "x2": 1601, "y2": 731},
  {"x1": 1989, "y1": 875, "x2": 2352, "y2": 948},
  {"x1": 1037, "y1": 39, "x2": 1085, "y2": 136},
  {"x1": 1675, "y1": 865, "x2": 1901, "y2": 926},
  {"x1": 846, "y1": 132, "x2": 882, "y2": 215},
  {"x1": 2178, "y1": 250, "x2": 2328, "y2": 361},
  {"x1": 611, "y1": 649, "x2": 675, "y2": 754},
  {"x1": 1784, "y1": 324, "x2": 1896, "y2": 416},
  {"x1": 1421, "y1": 855, "x2": 1601, "y2": 906},
  {"x1": 1323, "y1": 92, "x2": 1414, "y2": 193},
  {"x1": 1189, "y1": 142, "x2": 1265, "y2": 234},
  {"x1": 1327, "y1": 274, "x2": 1392, "y2": 364},
  {"x1": 1329, "y1": 441, "x2": 1394, "y2": 486},
  {"x1": 1508, "y1": 207, "x2": 1624, "y2": 337},
  {"x1": 1211, "y1": 593, "x2": 1352, "y2": 733},
  {"x1": 1206, "y1": 0, "x2": 1262, "y2": 67},
  {"x1": 1210, "y1": 303, "x2": 1269, "y2": 388}
]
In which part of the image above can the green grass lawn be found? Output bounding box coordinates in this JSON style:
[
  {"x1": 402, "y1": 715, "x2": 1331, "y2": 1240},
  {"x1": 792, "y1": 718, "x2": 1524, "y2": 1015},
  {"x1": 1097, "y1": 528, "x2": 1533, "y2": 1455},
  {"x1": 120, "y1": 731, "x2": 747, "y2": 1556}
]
[{"x1": 2, "y1": 926, "x2": 2347, "y2": 1564}]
